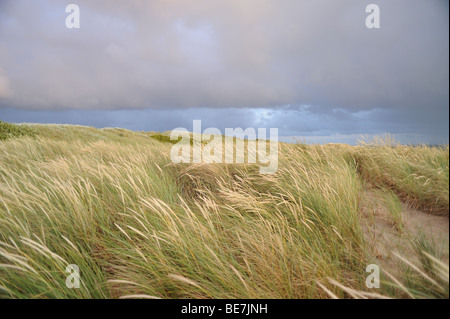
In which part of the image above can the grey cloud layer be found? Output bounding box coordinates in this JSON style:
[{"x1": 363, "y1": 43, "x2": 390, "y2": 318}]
[
  {"x1": 0, "y1": 105, "x2": 444, "y2": 145},
  {"x1": 0, "y1": 0, "x2": 448, "y2": 142}
]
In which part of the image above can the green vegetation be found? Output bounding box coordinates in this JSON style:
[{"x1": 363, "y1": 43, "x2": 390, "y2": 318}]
[
  {"x1": 0, "y1": 121, "x2": 35, "y2": 140},
  {"x1": 381, "y1": 189, "x2": 404, "y2": 233},
  {"x1": 149, "y1": 134, "x2": 181, "y2": 144},
  {"x1": 149, "y1": 133, "x2": 195, "y2": 146},
  {"x1": 0, "y1": 123, "x2": 448, "y2": 299}
]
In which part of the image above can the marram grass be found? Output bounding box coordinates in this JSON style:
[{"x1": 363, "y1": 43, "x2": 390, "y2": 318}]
[{"x1": 0, "y1": 124, "x2": 448, "y2": 299}]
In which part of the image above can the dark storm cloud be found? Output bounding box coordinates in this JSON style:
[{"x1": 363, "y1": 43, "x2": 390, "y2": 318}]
[
  {"x1": 0, "y1": 0, "x2": 448, "y2": 143},
  {"x1": 1, "y1": 105, "x2": 444, "y2": 145}
]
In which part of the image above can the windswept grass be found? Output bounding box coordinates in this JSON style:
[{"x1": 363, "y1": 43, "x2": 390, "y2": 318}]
[
  {"x1": 381, "y1": 189, "x2": 403, "y2": 233},
  {"x1": 0, "y1": 124, "x2": 447, "y2": 299},
  {"x1": 354, "y1": 135, "x2": 449, "y2": 216},
  {"x1": 0, "y1": 121, "x2": 35, "y2": 141}
]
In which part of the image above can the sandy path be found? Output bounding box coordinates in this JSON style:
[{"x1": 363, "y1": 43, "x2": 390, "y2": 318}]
[{"x1": 360, "y1": 187, "x2": 449, "y2": 277}]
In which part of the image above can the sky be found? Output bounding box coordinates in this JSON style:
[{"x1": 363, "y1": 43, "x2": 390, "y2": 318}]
[{"x1": 0, "y1": 0, "x2": 448, "y2": 144}]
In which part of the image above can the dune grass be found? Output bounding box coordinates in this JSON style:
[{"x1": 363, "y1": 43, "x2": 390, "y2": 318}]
[
  {"x1": 0, "y1": 124, "x2": 448, "y2": 299},
  {"x1": 0, "y1": 121, "x2": 36, "y2": 141},
  {"x1": 354, "y1": 135, "x2": 449, "y2": 216}
]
